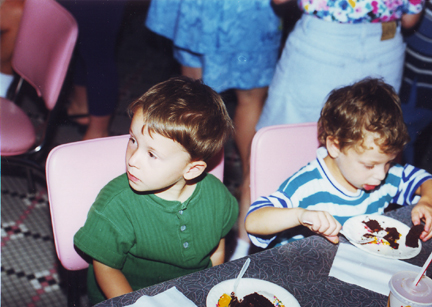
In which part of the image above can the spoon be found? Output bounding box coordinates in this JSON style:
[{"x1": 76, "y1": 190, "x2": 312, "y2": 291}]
[
  {"x1": 232, "y1": 258, "x2": 251, "y2": 295},
  {"x1": 302, "y1": 220, "x2": 375, "y2": 244}
]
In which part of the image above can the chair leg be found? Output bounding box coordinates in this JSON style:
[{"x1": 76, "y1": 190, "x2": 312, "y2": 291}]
[
  {"x1": 67, "y1": 270, "x2": 81, "y2": 307},
  {"x1": 25, "y1": 168, "x2": 36, "y2": 195},
  {"x1": 1, "y1": 156, "x2": 44, "y2": 194}
]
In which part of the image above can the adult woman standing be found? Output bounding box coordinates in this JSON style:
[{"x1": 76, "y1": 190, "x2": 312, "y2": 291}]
[
  {"x1": 60, "y1": 0, "x2": 126, "y2": 140},
  {"x1": 257, "y1": 0, "x2": 424, "y2": 130}
]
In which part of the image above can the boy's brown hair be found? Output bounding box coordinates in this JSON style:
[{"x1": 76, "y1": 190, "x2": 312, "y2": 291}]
[
  {"x1": 128, "y1": 76, "x2": 234, "y2": 162},
  {"x1": 318, "y1": 78, "x2": 409, "y2": 154}
]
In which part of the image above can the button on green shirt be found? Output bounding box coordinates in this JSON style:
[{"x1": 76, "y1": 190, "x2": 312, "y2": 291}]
[{"x1": 74, "y1": 173, "x2": 238, "y2": 304}]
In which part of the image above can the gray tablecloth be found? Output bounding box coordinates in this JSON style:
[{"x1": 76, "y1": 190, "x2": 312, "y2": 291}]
[{"x1": 96, "y1": 205, "x2": 432, "y2": 307}]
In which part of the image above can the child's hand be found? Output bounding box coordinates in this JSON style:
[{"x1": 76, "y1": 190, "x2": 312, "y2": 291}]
[
  {"x1": 412, "y1": 198, "x2": 432, "y2": 242},
  {"x1": 299, "y1": 210, "x2": 342, "y2": 244},
  {"x1": 412, "y1": 179, "x2": 432, "y2": 242}
]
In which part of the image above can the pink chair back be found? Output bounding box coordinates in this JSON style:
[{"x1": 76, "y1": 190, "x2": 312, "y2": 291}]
[
  {"x1": 12, "y1": 0, "x2": 78, "y2": 110},
  {"x1": 250, "y1": 123, "x2": 319, "y2": 203},
  {"x1": 0, "y1": 98, "x2": 36, "y2": 156},
  {"x1": 46, "y1": 135, "x2": 225, "y2": 270},
  {"x1": 1, "y1": 0, "x2": 77, "y2": 157}
]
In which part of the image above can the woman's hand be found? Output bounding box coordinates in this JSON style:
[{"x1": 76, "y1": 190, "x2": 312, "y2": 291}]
[{"x1": 401, "y1": 12, "x2": 422, "y2": 29}]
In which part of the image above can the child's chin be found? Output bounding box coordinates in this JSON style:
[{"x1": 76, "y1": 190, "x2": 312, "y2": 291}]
[{"x1": 128, "y1": 182, "x2": 145, "y2": 192}]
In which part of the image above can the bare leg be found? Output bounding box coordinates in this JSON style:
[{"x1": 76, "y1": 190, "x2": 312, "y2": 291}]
[
  {"x1": 0, "y1": 0, "x2": 24, "y2": 97},
  {"x1": 230, "y1": 87, "x2": 268, "y2": 260},
  {"x1": 0, "y1": 0, "x2": 24, "y2": 75},
  {"x1": 181, "y1": 66, "x2": 202, "y2": 80},
  {"x1": 67, "y1": 84, "x2": 90, "y2": 125},
  {"x1": 83, "y1": 115, "x2": 111, "y2": 140},
  {"x1": 67, "y1": 85, "x2": 110, "y2": 140}
]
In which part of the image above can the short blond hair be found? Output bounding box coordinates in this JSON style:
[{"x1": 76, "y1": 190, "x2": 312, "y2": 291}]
[{"x1": 128, "y1": 76, "x2": 234, "y2": 162}]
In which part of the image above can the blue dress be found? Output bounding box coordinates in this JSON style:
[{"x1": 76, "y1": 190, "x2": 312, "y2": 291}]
[{"x1": 146, "y1": 0, "x2": 282, "y2": 93}]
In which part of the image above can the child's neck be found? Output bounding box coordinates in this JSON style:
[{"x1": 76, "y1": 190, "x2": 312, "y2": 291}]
[
  {"x1": 155, "y1": 181, "x2": 197, "y2": 203},
  {"x1": 323, "y1": 155, "x2": 358, "y2": 193}
]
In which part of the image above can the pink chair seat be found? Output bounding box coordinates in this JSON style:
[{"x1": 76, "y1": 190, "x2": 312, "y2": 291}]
[{"x1": 0, "y1": 98, "x2": 36, "y2": 156}]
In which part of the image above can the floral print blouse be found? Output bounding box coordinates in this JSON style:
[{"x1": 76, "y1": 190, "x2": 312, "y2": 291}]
[{"x1": 298, "y1": 0, "x2": 425, "y2": 23}]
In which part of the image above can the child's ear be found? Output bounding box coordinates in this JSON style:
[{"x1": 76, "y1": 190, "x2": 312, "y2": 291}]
[
  {"x1": 326, "y1": 136, "x2": 341, "y2": 158},
  {"x1": 184, "y1": 160, "x2": 207, "y2": 181}
]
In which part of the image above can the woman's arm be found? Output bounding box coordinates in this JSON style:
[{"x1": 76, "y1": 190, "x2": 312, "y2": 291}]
[
  {"x1": 93, "y1": 260, "x2": 133, "y2": 299},
  {"x1": 401, "y1": 12, "x2": 422, "y2": 29},
  {"x1": 210, "y1": 238, "x2": 225, "y2": 266}
]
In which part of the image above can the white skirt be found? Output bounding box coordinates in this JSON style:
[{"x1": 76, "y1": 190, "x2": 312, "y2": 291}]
[{"x1": 257, "y1": 14, "x2": 406, "y2": 130}]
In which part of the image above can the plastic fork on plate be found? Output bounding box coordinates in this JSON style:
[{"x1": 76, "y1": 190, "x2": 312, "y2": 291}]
[
  {"x1": 339, "y1": 229, "x2": 376, "y2": 244},
  {"x1": 302, "y1": 220, "x2": 376, "y2": 245}
]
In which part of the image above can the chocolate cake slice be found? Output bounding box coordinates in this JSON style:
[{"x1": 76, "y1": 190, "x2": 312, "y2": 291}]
[
  {"x1": 361, "y1": 219, "x2": 401, "y2": 249},
  {"x1": 383, "y1": 227, "x2": 401, "y2": 249},
  {"x1": 362, "y1": 219, "x2": 383, "y2": 232},
  {"x1": 406, "y1": 224, "x2": 424, "y2": 248},
  {"x1": 229, "y1": 292, "x2": 274, "y2": 307}
]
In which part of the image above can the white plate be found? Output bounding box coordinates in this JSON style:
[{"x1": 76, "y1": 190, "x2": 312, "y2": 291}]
[
  {"x1": 206, "y1": 278, "x2": 300, "y2": 307},
  {"x1": 342, "y1": 214, "x2": 421, "y2": 259}
]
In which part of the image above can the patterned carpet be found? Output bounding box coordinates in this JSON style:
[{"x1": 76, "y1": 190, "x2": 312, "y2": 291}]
[{"x1": 1, "y1": 174, "x2": 63, "y2": 307}]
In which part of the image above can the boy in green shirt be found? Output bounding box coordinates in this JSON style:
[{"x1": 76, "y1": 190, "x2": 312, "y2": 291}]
[{"x1": 74, "y1": 77, "x2": 239, "y2": 304}]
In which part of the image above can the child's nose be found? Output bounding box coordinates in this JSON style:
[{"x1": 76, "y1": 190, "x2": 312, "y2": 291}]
[
  {"x1": 127, "y1": 150, "x2": 139, "y2": 168},
  {"x1": 374, "y1": 165, "x2": 387, "y2": 181}
]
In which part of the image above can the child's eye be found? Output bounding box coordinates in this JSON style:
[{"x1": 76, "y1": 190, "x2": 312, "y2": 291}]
[
  {"x1": 129, "y1": 137, "x2": 136, "y2": 144},
  {"x1": 148, "y1": 151, "x2": 156, "y2": 159},
  {"x1": 365, "y1": 165, "x2": 374, "y2": 169}
]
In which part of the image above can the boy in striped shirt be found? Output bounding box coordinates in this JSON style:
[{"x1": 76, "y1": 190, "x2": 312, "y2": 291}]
[{"x1": 245, "y1": 78, "x2": 432, "y2": 248}]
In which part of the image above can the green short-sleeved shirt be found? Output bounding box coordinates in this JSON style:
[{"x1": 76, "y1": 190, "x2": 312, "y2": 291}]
[{"x1": 74, "y1": 173, "x2": 238, "y2": 304}]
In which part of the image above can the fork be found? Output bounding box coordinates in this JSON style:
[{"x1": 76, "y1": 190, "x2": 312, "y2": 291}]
[
  {"x1": 302, "y1": 220, "x2": 376, "y2": 244},
  {"x1": 339, "y1": 229, "x2": 376, "y2": 244}
]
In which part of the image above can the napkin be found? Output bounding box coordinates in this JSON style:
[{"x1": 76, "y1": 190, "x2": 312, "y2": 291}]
[
  {"x1": 329, "y1": 243, "x2": 421, "y2": 295},
  {"x1": 125, "y1": 287, "x2": 197, "y2": 307}
]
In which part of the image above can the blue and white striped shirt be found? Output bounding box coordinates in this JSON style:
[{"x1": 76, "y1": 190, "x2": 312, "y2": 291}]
[{"x1": 247, "y1": 147, "x2": 432, "y2": 248}]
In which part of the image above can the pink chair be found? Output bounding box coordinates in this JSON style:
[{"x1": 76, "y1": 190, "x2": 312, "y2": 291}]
[
  {"x1": 0, "y1": 0, "x2": 78, "y2": 190},
  {"x1": 250, "y1": 123, "x2": 319, "y2": 203},
  {"x1": 45, "y1": 134, "x2": 225, "y2": 304}
]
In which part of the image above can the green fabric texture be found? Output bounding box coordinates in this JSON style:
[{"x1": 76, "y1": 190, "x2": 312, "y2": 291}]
[{"x1": 74, "y1": 173, "x2": 238, "y2": 304}]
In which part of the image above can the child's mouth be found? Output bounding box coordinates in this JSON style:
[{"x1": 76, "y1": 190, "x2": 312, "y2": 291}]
[
  {"x1": 363, "y1": 184, "x2": 377, "y2": 191},
  {"x1": 127, "y1": 171, "x2": 139, "y2": 183}
]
